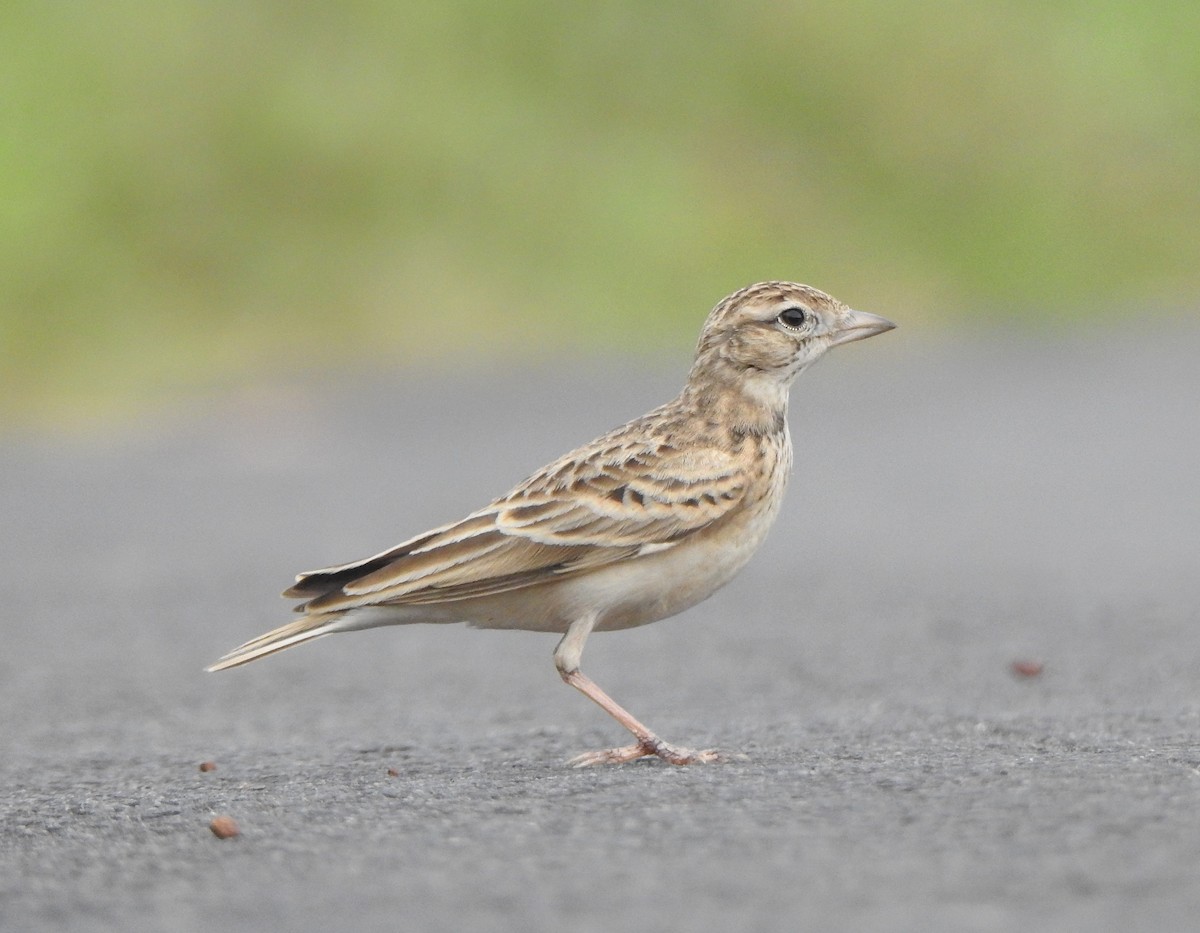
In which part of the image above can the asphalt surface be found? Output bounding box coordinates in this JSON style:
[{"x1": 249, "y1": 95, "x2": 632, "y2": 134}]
[{"x1": 2, "y1": 323, "x2": 1199, "y2": 932}]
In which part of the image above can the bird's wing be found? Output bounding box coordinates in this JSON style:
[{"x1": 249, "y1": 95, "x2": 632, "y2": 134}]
[{"x1": 287, "y1": 438, "x2": 745, "y2": 613}]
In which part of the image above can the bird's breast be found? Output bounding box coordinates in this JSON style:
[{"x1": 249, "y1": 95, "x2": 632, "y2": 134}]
[{"x1": 586, "y1": 428, "x2": 791, "y2": 632}]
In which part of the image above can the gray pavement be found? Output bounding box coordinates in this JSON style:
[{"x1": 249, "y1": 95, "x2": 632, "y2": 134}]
[{"x1": 2, "y1": 323, "x2": 1199, "y2": 932}]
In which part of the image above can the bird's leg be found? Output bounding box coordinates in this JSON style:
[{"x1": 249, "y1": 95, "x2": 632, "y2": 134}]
[
  {"x1": 560, "y1": 670, "x2": 722, "y2": 766},
  {"x1": 553, "y1": 615, "x2": 721, "y2": 767}
]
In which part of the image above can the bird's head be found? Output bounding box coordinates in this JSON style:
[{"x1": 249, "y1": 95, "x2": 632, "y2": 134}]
[{"x1": 689, "y1": 282, "x2": 895, "y2": 405}]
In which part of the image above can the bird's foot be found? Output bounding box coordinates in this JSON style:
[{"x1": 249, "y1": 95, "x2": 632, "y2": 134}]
[{"x1": 567, "y1": 737, "x2": 723, "y2": 767}]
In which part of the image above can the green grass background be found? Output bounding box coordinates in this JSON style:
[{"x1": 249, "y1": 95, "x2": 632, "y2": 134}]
[{"x1": 3, "y1": 2, "x2": 1197, "y2": 425}]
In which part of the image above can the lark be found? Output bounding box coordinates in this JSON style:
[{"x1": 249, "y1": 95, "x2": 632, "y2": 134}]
[{"x1": 208, "y1": 282, "x2": 894, "y2": 766}]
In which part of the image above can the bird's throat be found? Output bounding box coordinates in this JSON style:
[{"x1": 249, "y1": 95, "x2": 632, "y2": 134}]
[{"x1": 681, "y1": 373, "x2": 788, "y2": 437}]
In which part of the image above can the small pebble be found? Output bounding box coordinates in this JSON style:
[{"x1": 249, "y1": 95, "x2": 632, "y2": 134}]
[
  {"x1": 1010, "y1": 659, "x2": 1044, "y2": 678},
  {"x1": 386, "y1": 768, "x2": 400, "y2": 778},
  {"x1": 198, "y1": 761, "x2": 217, "y2": 773},
  {"x1": 209, "y1": 816, "x2": 240, "y2": 839}
]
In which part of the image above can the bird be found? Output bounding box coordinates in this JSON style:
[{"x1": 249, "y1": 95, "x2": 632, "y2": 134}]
[{"x1": 207, "y1": 282, "x2": 895, "y2": 766}]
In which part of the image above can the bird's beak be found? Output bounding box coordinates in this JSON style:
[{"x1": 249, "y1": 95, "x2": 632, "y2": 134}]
[{"x1": 830, "y1": 309, "x2": 896, "y2": 346}]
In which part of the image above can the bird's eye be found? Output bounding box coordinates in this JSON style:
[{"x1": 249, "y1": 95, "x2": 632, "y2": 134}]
[{"x1": 777, "y1": 307, "x2": 808, "y2": 328}]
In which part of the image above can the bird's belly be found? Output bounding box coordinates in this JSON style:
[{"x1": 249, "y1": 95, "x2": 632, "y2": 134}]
[
  {"x1": 584, "y1": 530, "x2": 762, "y2": 632},
  {"x1": 436, "y1": 502, "x2": 778, "y2": 634}
]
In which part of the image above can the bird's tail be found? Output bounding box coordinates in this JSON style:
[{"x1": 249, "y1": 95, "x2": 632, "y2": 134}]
[{"x1": 205, "y1": 613, "x2": 345, "y2": 672}]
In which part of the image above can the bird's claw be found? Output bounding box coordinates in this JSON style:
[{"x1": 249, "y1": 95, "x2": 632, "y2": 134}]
[{"x1": 567, "y1": 738, "x2": 723, "y2": 767}]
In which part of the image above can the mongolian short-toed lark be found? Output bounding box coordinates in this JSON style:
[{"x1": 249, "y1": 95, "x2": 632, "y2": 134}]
[{"x1": 208, "y1": 282, "x2": 895, "y2": 766}]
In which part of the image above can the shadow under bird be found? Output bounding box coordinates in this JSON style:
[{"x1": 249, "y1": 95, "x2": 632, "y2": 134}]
[{"x1": 208, "y1": 281, "x2": 895, "y2": 765}]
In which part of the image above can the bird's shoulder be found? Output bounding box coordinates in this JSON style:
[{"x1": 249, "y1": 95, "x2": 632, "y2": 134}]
[{"x1": 495, "y1": 403, "x2": 764, "y2": 533}]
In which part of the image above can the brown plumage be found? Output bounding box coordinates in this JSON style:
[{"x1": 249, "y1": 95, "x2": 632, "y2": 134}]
[{"x1": 208, "y1": 281, "x2": 894, "y2": 765}]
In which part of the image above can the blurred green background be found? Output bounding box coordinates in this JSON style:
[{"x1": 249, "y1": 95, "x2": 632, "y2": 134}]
[{"x1": 3, "y1": 1, "x2": 1197, "y2": 427}]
